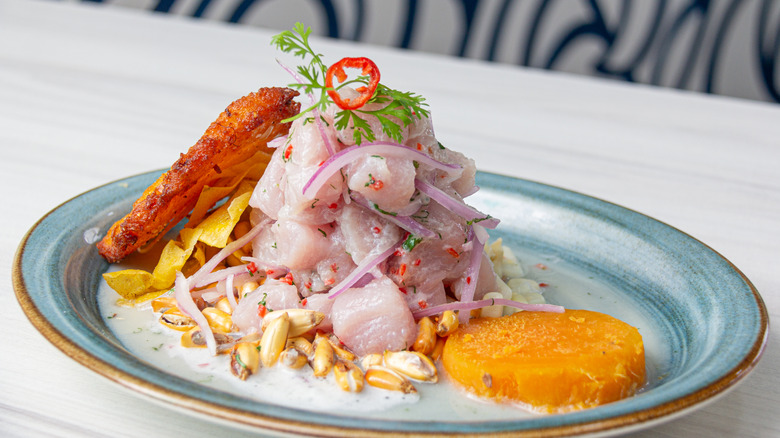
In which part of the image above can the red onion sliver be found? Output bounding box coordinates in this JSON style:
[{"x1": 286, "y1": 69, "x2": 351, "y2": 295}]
[
  {"x1": 350, "y1": 193, "x2": 435, "y2": 238},
  {"x1": 415, "y1": 179, "x2": 499, "y2": 229},
  {"x1": 190, "y1": 221, "x2": 266, "y2": 288},
  {"x1": 312, "y1": 107, "x2": 336, "y2": 156},
  {"x1": 413, "y1": 297, "x2": 564, "y2": 319},
  {"x1": 302, "y1": 142, "x2": 462, "y2": 199},
  {"x1": 226, "y1": 273, "x2": 237, "y2": 310},
  {"x1": 458, "y1": 227, "x2": 485, "y2": 324},
  {"x1": 327, "y1": 236, "x2": 404, "y2": 299},
  {"x1": 198, "y1": 265, "x2": 253, "y2": 288},
  {"x1": 175, "y1": 272, "x2": 217, "y2": 355},
  {"x1": 277, "y1": 59, "x2": 335, "y2": 156}
]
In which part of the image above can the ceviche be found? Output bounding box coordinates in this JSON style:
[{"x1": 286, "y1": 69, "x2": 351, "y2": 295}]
[{"x1": 99, "y1": 24, "x2": 644, "y2": 414}]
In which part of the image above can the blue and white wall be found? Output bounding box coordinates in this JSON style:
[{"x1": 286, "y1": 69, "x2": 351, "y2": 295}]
[{"x1": 72, "y1": 0, "x2": 780, "y2": 103}]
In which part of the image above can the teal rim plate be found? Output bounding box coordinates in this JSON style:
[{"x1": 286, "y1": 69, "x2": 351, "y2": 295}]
[{"x1": 14, "y1": 169, "x2": 768, "y2": 437}]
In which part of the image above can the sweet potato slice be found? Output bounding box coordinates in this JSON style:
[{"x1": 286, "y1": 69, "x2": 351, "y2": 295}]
[
  {"x1": 97, "y1": 87, "x2": 300, "y2": 263},
  {"x1": 442, "y1": 309, "x2": 645, "y2": 413}
]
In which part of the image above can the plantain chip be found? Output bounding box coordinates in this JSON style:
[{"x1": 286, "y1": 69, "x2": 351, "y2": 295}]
[
  {"x1": 151, "y1": 228, "x2": 203, "y2": 290},
  {"x1": 195, "y1": 180, "x2": 254, "y2": 248},
  {"x1": 103, "y1": 269, "x2": 154, "y2": 299}
]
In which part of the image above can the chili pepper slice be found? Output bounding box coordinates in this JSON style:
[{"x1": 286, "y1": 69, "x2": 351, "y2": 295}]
[{"x1": 325, "y1": 57, "x2": 381, "y2": 110}]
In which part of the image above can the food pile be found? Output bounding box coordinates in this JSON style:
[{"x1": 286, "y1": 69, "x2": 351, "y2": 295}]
[{"x1": 99, "y1": 24, "x2": 644, "y2": 412}]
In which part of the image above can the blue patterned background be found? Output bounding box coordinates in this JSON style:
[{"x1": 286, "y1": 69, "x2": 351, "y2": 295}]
[{"x1": 74, "y1": 0, "x2": 780, "y2": 103}]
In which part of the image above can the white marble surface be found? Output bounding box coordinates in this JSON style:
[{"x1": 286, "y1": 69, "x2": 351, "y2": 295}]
[{"x1": 1, "y1": 0, "x2": 778, "y2": 437}]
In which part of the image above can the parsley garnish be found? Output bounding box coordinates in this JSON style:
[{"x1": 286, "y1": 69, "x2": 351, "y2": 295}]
[{"x1": 271, "y1": 23, "x2": 430, "y2": 145}]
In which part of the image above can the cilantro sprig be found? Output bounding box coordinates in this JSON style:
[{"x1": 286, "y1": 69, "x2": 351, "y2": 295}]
[{"x1": 271, "y1": 23, "x2": 430, "y2": 145}]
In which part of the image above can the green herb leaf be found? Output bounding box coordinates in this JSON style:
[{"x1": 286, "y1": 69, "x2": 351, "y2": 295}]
[
  {"x1": 272, "y1": 23, "x2": 429, "y2": 145},
  {"x1": 402, "y1": 234, "x2": 423, "y2": 252}
]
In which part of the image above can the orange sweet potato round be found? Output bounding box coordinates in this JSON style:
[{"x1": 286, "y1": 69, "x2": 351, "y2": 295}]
[{"x1": 441, "y1": 309, "x2": 645, "y2": 413}]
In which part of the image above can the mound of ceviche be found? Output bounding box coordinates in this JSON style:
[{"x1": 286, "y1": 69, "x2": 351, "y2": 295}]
[{"x1": 99, "y1": 23, "x2": 645, "y2": 413}]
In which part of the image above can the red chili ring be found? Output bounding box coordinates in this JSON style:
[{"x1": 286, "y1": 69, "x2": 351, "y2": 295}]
[{"x1": 325, "y1": 57, "x2": 381, "y2": 110}]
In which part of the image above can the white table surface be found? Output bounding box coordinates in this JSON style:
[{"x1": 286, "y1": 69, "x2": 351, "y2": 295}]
[{"x1": 2, "y1": 1, "x2": 778, "y2": 437}]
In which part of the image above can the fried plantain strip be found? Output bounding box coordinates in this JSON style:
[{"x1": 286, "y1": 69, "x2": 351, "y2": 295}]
[{"x1": 97, "y1": 87, "x2": 300, "y2": 263}]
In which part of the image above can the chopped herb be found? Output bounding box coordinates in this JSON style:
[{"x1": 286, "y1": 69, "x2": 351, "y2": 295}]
[
  {"x1": 372, "y1": 203, "x2": 397, "y2": 216},
  {"x1": 107, "y1": 313, "x2": 117, "y2": 319},
  {"x1": 133, "y1": 328, "x2": 142, "y2": 334},
  {"x1": 467, "y1": 215, "x2": 494, "y2": 225},
  {"x1": 318, "y1": 228, "x2": 327, "y2": 237},
  {"x1": 402, "y1": 234, "x2": 423, "y2": 252},
  {"x1": 235, "y1": 354, "x2": 247, "y2": 370},
  {"x1": 271, "y1": 23, "x2": 429, "y2": 144}
]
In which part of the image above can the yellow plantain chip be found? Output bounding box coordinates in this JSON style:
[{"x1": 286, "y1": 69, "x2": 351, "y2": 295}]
[
  {"x1": 151, "y1": 228, "x2": 203, "y2": 290},
  {"x1": 103, "y1": 269, "x2": 154, "y2": 299},
  {"x1": 187, "y1": 160, "x2": 265, "y2": 227},
  {"x1": 188, "y1": 185, "x2": 238, "y2": 228},
  {"x1": 195, "y1": 180, "x2": 254, "y2": 248}
]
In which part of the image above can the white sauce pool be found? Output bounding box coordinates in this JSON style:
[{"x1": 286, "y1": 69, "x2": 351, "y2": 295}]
[{"x1": 98, "y1": 247, "x2": 666, "y2": 421}]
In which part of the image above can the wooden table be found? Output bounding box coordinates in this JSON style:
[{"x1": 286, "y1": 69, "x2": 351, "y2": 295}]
[{"x1": 2, "y1": 1, "x2": 777, "y2": 436}]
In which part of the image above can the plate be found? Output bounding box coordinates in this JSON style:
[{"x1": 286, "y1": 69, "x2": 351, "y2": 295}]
[{"x1": 13, "y1": 169, "x2": 768, "y2": 437}]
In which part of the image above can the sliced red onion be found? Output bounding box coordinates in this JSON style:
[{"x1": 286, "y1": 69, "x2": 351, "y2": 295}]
[
  {"x1": 198, "y1": 265, "x2": 253, "y2": 288},
  {"x1": 175, "y1": 272, "x2": 217, "y2": 356},
  {"x1": 312, "y1": 107, "x2": 336, "y2": 156},
  {"x1": 302, "y1": 142, "x2": 462, "y2": 199},
  {"x1": 277, "y1": 59, "x2": 335, "y2": 156},
  {"x1": 327, "y1": 236, "x2": 404, "y2": 299},
  {"x1": 350, "y1": 193, "x2": 435, "y2": 238},
  {"x1": 412, "y1": 297, "x2": 564, "y2": 319},
  {"x1": 472, "y1": 224, "x2": 490, "y2": 245},
  {"x1": 225, "y1": 273, "x2": 237, "y2": 310},
  {"x1": 458, "y1": 227, "x2": 485, "y2": 324},
  {"x1": 190, "y1": 221, "x2": 266, "y2": 288},
  {"x1": 415, "y1": 179, "x2": 499, "y2": 229}
]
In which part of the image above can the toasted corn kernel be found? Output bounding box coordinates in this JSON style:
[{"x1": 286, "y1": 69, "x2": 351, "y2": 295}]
[
  {"x1": 480, "y1": 292, "x2": 505, "y2": 318},
  {"x1": 279, "y1": 346, "x2": 309, "y2": 369},
  {"x1": 215, "y1": 297, "x2": 233, "y2": 315},
  {"x1": 151, "y1": 296, "x2": 178, "y2": 313},
  {"x1": 260, "y1": 312, "x2": 290, "y2": 367},
  {"x1": 286, "y1": 336, "x2": 314, "y2": 357},
  {"x1": 160, "y1": 308, "x2": 196, "y2": 331},
  {"x1": 334, "y1": 360, "x2": 364, "y2": 393},
  {"x1": 202, "y1": 307, "x2": 234, "y2": 333},
  {"x1": 430, "y1": 335, "x2": 446, "y2": 361},
  {"x1": 384, "y1": 350, "x2": 438, "y2": 383},
  {"x1": 240, "y1": 281, "x2": 260, "y2": 298},
  {"x1": 312, "y1": 334, "x2": 335, "y2": 377},
  {"x1": 262, "y1": 309, "x2": 324, "y2": 338},
  {"x1": 365, "y1": 366, "x2": 417, "y2": 394},
  {"x1": 237, "y1": 333, "x2": 262, "y2": 344},
  {"x1": 360, "y1": 353, "x2": 383, "y2": 370},
  {"x1": 230, "y1": 341, "x2": 260, "y2": 380},
  {"x1": 436, "y1": 310, "x2": 459, "y2": 337},
  {"x1": 412, "y1": 317, "x2": 436, "y2": 355},
  {"x1": 327, "y1": 335, "x2": 357, "y2": 362},
  {"x1": 181, "y1": 327, "x2": 234, "y2": 353},
  {"x1": 226, "y1": 251, "x2": 245, "y2": 267}
]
